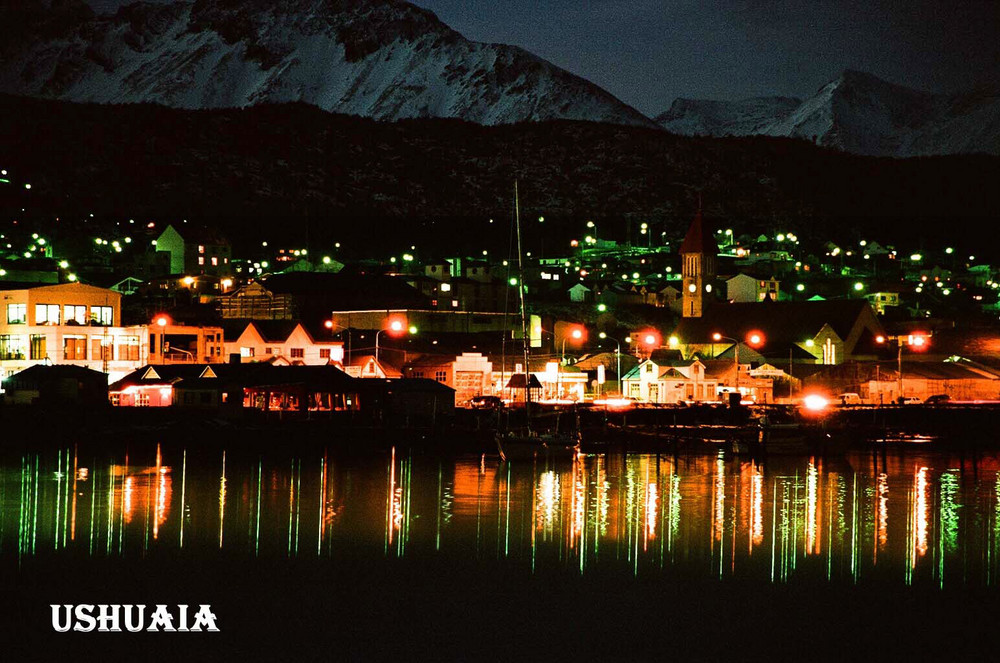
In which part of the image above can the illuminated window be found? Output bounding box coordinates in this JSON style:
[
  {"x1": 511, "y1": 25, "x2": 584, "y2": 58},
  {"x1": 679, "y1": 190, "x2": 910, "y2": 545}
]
[
  {"x1": 0, "y1": 334, "x2": 27, "y2": 360},
  {"x1": 29, "y1": 334, "x2": 46, "y2": 360},
  {"x1": 211, "y1": 257, "x2": 218, "y2": 266},
  {"x1": 198, "y1": 245, "x2": 205, "y2": 253},
  {"x1": 63, "y1": 336, "x2": 87, "y2": 360},
  {"x1": 198, "y1": 257, "x2": 205, "y2": 266},
  {"x1": 64, "y1": 305, "x2": 87, "y2": 325},
  {"x1": 240, "y1": 347, "x2": 254, "y2": 358},
  {"x1": 91, "y1": 338, "x2": 113, "y2": 361},
  {"x1": 35, "y1": 304, "x2": 60, "y2": 325},
  {"x1": 451, "y1": 299, "x2": 459, "y2": 308},
  {"x1": 440, "y1": 283, "x2": 451, "y2": 292},
  {"x1": 319, "y1": 348, "x2": 331, "y2": 359},
  {"x1": 90, "y1": 306, "x2": 113, "y2": 326},
  {"x1": 117, "y1": 336, "x2": 140, "y2": 361},
  {"x1": 290, "y1": 348, "x2": 304, "y2": 358},
  {"x1": 6, "y1": 303, "x2": 26, "y2": 324}
]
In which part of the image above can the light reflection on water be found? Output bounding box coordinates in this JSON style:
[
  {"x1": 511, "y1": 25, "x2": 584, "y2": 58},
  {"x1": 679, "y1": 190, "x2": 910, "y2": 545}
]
[{"x1": 4, "y1": 445, "x2": 1000, "y2": 587}]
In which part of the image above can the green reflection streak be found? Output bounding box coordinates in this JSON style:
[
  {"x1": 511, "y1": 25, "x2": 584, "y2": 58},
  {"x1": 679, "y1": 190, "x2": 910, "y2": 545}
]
[
  {"x1": 255, "y1": 458, "x2": 262, "y2": 557},
  {"x1": 295, "y1": 459, "x2": 302, "y2": 556},
  {"x1": 88, "y1": 461, "x2": 97, "y2": 556},
  {"x1": 435, "y1": 462, "x2": 443, "y2": 552},
  {"x1": 939, "y1": 471, "x2": 961, "y2": 588},
  {"x1": 55, "y1": 450, "x2": 62, "y2": 550},
  {"x1": 32, "y1": 455, "x2": 39, "y2": 555}
]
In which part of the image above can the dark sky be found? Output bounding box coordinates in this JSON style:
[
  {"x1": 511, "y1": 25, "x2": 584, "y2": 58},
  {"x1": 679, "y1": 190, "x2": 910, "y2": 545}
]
[{"x1": 86, "y1": 0, "x2": 1000, "y2": 116}]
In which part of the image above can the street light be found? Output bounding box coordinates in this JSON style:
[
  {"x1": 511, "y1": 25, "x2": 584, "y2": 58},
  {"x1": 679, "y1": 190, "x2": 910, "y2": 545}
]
[
  {"x1": 876, "y1": 333, "x2": 929, "y2": 403},
  {"x1": 599, "y1": 332, "x2": 622, "y2": 395},
  {"x1": 376, "y1": 318, "x2": 412, "y2": 363}
]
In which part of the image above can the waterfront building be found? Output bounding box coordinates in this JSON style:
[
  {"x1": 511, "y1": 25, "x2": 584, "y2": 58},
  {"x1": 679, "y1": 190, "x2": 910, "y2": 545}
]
[
  {"x1": 224, "y1": 321, "x2": 344, "y2": 366},
  {"x1": 402, "y1": 352, "x2": 493, "y2": 405},
  {"x1": 673, "y1": 300, "x2": 885, "y2": 366},
  {"x1": 0, "y1": 282, "x2": 147, "y2": 383},
  {"x1": 621, "y1": 355, "x2": 720, "y2": 404},
  {"x1": 0, "y1": 364, "x2": 109, "y2": 406}
]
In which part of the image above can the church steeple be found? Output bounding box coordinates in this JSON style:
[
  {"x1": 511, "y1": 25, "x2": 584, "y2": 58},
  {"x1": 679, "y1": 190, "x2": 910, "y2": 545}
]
[{"x1": 680, "y1": 204, "x2": 718, "y2": 318}]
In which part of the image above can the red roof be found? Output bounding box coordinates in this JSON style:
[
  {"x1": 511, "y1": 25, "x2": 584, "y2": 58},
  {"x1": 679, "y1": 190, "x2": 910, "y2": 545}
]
[{"x1": 679, "y1": 210, "x2": 718, "y2": 255}]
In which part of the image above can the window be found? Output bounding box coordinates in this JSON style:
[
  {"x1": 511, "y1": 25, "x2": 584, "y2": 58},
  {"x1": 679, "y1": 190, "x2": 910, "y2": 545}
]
[
  {"x1": 63, "y1": 336, "x2": 87, "y2": 360},
  {"x1": 211, "y1": 257, "x2": 218, "y2": 266},
  {"x1": 92, "y1": 338, "x2": 113, "y2": 361},
  {"x1": 265, "y1": 347, "x2": 273, "y2": 355},
  {"x1": 435, "y1": 370, "x2": 447, "y2": 383},
  {"x1": 319, "y1": 348, "x2": 331, "y2": 359},
  {"x1": 440, "y1": 283, "x2": 451, "y2": 292},
  {"x1": 411, "y1": 371, "x2": 425, "y2": 379},
  {"x1": 29, "y1": 334, "x2": 46, "y2": 360},
  {"x1": 0, "y1": 335, "x2": 27, "y2": 360},
  {"x1": 117, "y1": 336, "x2": 140, "y2": 361},
  {"x1": 198, "y1": 257, "x2": 205, "y2": 266},
  {"x1": 240, "y1": 347, "x2": 255, "y2": 358},
  {"x1": 6, "y1": 303, "x2": 26, "y2": 324},
  {"x1": 198, "y1": 245, "x2": 205, "y2": 254},
  {"x1": 35, "y1": 304, "x2": 60, "y2": 325},
  {"x1": 64, "y1": 305, "x2": 87, "y2": 325},
  {"x1": 290, "y1": 348, "x2": 304, "y2": 358},
  {"x1": 90, "y1": 306, "x2": 113, "y2": 326}
]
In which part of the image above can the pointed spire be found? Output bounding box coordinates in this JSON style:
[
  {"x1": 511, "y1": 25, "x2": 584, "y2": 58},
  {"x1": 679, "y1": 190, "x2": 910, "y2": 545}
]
[{"x1": 679, "y1": 203, "x2": 717, "y2": 255}]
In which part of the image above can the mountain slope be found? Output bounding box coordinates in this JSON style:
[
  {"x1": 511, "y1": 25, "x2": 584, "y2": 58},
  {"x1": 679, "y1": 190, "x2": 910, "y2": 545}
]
[
  {"x1": 657, "y1": 70, "x2": 1000, "y2": 157},
  {"x1": 0, "y1": 0, "x2": 654, "y2": 127},
  {"x1": 2, "y1": 95, "x2": 999, "y2": 258},
  {"x1": 655, "y1": 96, "x2": 801, "y2": 137}
]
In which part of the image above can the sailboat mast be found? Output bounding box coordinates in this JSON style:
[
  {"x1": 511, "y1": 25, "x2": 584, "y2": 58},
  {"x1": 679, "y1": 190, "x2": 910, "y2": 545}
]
[{"x1": 514, "y1": 181, "x2": 532, "y2": 413}]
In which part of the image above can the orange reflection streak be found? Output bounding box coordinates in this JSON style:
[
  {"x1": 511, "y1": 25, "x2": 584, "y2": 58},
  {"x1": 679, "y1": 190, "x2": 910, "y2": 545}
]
[
  {"x1": 751, "y1": 466, "x2": 764, "y2": 550},
  {"x1": 571, "y1": 463, "x2": 585, "y2": 549},
  {"x1": 386, "y1": 449, "x2": 396, "y2": 546},
  {"x1": 153, "y1": 445, "x2": 162, "y2": 540},
  {"x1": 713, "y1": 455, "x2": 725, "y2": 542},
  {"x1": 123, "y1": 477, "x2": 134, "y2": 523},
  {"x1": 806, "y1": 460, "x2": 820, "y2": 555},
  {"x1": 536, "y1": 471, "x2": 559, "y2": 533},
  {"x1": 645, "y1": 482, "x2": 658, "y2": 544},
  {"x1": 877, "y1": 472, "x2": 889, "y2": 551},
  {"x1": 912, "y1": 467, "x2": 929, "y2": 564}
]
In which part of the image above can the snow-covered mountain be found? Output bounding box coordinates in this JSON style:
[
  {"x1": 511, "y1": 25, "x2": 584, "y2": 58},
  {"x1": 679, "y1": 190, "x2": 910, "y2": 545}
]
[
  {"x1": 0, "y1": 0, "x2": 654, "y2": 127},
  {"x1": 657, "y1": 70, "x2": 1000, "y2": 157},
  {"x1": 655, "y1": 96, "x2": 801, "y2": 137}
]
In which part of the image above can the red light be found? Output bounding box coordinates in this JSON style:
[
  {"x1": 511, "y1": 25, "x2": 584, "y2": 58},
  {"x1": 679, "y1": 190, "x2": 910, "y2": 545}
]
[
  {"x1": 746, "y1": 331, "x2": 764, "y2": 347},
  {"x1": 324, "y1": 320, "x2": 334, "y2": 329},
  {"x1": 875, "y1": 335, "x2": 886, "y2": 344},
  {"x1": 909, "y1": 334, "x2": 928, "y2": 349},
  {"x1": 155, "y1": 316, "x2": 168, "y2": 327},
  {"x1": 572, "y1": 328, "x2": 583, "y2": 339},
  {"x1": 638, "y1": 330, "x2": 661, "y2": 348}
]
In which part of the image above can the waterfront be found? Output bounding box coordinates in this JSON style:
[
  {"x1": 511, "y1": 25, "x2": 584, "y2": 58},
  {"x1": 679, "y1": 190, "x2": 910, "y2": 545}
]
[{"x1": 4, "y1": 442, "x2": 1000, "y2": 658}]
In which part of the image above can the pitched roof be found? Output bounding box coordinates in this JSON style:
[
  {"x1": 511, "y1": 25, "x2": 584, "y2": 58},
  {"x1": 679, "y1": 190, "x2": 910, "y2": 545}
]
[
  {"x1": 674, "y1": 300, "x2": 879, "y2": 349},
  {"x1": 679, "y1": 210, "x2": 718, "y2": 255}
]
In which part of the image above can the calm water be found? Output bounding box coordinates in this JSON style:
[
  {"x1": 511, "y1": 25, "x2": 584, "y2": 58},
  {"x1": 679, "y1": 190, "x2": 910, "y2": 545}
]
[{"x1": 3, "y1": 444, "x2": 1000, "y2": 589}]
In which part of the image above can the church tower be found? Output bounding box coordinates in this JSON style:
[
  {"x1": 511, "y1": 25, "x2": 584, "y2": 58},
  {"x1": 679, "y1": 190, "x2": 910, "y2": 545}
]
[{"x1": 679, "y1": 207, "x2": 718, "y2": 318}]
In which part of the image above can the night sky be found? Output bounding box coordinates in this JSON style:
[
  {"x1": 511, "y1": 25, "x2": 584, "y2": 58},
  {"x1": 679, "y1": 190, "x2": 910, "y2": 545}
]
[{"x1": 85, "y1": 0, "x2": 1000, "y2": 116}]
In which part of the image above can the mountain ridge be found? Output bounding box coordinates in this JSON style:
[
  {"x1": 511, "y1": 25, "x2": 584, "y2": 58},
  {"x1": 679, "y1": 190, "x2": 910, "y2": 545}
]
[
  {"x1": 657, "y1": 69, "x2": 1000, "y2": 157},
  {"x1": 0, "y1": 0, "x2": 655, "y2": 127}
]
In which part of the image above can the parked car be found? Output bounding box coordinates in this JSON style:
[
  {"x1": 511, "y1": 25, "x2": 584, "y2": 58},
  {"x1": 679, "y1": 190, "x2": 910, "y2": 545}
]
[
  {"x1": 899, "y1": 396, "x2": 922, "y2": 405},
  {"x1": 923, "y1": 394, "x2": 951, "y2": 405},
  {"x1": 469, "y1": 395, "x2": 504, "y2": 410},
  {"x1": 838, "y1": 393, "x2": 863, "y2": 405}
]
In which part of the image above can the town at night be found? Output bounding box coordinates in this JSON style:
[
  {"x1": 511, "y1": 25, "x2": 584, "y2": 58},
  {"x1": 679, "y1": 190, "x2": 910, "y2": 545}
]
[{"x1": 2, "y1": 0, "x2": 1000, "y2": 659}]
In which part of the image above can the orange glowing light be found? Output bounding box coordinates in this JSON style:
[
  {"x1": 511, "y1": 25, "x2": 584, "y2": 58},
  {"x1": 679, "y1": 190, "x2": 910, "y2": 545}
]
[
  {"x1": 746, "y1": 331, "x2": 764, "y2": 347},
  {"x1": 324, "y1": 320, "x2": 334, "y2": 329},
  {"x1": 712, "y1": 332, "x2": 723, "y2": 341},
  {"x1": 803, "y1": 394, "x2": 828, "y2": 412},
  {"x1": 638, "y1": 330, "x2": 661, "y2": 348},
  {"x1": 875, "y1": 334, "x2": 886, "y2": 344},
  {"x1": 571, "y1": 328, "x2": 583, "y2": 340},
  {"x1": 155, "y1": 316, "x2": 168, "y2": 327},
  {"x1": 909, "y1": 334, "x2": 928, "y2": 348}
]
